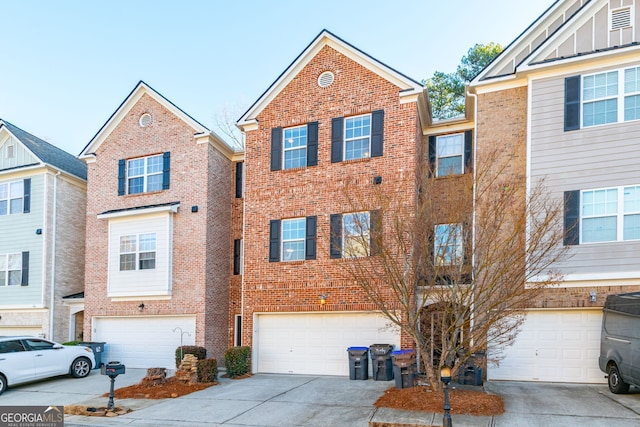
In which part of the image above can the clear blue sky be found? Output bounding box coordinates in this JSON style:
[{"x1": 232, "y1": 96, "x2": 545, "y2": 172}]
[{"x1": 1, "y1": 0, "x2": 555, "y2": 155}]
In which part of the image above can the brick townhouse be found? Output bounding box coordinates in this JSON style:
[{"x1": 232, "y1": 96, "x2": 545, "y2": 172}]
[{"x1": 79, "y1": 81, "x2": 242, "y2": 369}]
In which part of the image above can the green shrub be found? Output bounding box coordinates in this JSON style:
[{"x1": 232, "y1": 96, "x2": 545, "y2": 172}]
[
  {"x1": 62, "y1": 340, "x2": 80, "y2": 346},
  {"x1": 175, "y1": 346, "x2": 206, "y2": 368},
  {"x1": 196, "y1": 358, "x2": 218, "y2": 383},
  {"x1": 224, "y1": 346, "x2": 251, "y2": 378}
]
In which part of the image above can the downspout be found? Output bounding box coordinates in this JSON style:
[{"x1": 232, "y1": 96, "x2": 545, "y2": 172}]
[
  {"x1": 49, "y1": 171, "x2": 61, "y2": 340},
  {"x1": 468, "y1": 89, "x2": 478, "y2": 348}
]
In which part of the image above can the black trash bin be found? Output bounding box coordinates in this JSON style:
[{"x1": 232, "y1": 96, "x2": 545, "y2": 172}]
[
  {"x1": 347, "y1": 347, "x2": 369, "y2": 380},
  {"x1": 79, "y1": 341, "x2": 106, "y2": 369},
  {"x1": 392, "y1": 350, "x2": 416, "y2": 389},
  {"x1": 457, "y1": 353, "x2": 484, "y2": 386},
  {"x1": 369, "y1": 344, "x2": 394, "y2": 381}
]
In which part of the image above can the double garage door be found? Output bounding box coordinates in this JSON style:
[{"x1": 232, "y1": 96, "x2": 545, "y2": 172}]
[
  {"x1": 255, "y1": 312, "x2": 400, "y2": 376},
  {"x1": 93, "y1": 315, "x2": 196, "y2": 369},
  {"x1": 488, "y1": 309, "x2": 606, "y2": 383}
]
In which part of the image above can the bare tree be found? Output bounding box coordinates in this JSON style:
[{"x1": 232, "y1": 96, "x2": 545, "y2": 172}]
[{"x1": 335, "y1": 147, "x2": 568, "y2": 391}]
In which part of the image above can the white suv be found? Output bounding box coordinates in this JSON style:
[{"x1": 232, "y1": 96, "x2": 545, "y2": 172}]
[{"x1": 0, "y1": 336, "x2": 95, "y2": 395}]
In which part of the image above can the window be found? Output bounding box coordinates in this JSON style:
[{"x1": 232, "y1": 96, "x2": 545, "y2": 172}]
[
  {"x1": 6, "y1": 144, "x2": 14, "y2": 159},
  {"x1": 566, "y1": 185, "x2": 640, "y2": 244},
  {"x1": 0, "y1": 253, "x2": 23, "y2": 286},
  {"x1": 283, "y1": 126, "x2": 307, "y2": 169},
  {"x1": 566, "y1": 66, "x2": 640, "y2": 130},
  {"x1": 330, "y1": 211, "x2": 380, "y2": 259},
  {"x1": 233, "y1": 239, "x2": 243, "y2": 275},
  {"x1": 342, "y1": 212, "x2": 370, "y2": 257},
  {"x1": 436, "y1": 133, "x2": 464, "y2": 176},
  {"x1": 270, "y1": 123, "x2": 317, "y2": 171},
  {"x1": 128, "y1": 155, "x2": 163, "y2": 194},
  {"x1": 331, "y1": 110, "x2": 384, "y2": 163},
  {"x1": 119, "y1": 233, "x2": 156, "y2": 271},
  {"x1": 581, "y1": 186, "x2": 640, "y2": 243},
  {"x1": 282, "y1": 218, "x2": 305, "y2": 261},
  {"x1": 269, "y1": 217, "x2": 316, "y2": 262},
  {"x1": 344, "y1": 115, "x2": 371, "y2": 160},
  {"x1": 118, "y1": 152, "x2": 170, "y2": 196},
  {"x1": 434, "y1": 224, "x2": 463, "y2": 265},
  {"x1": 0, "y1": 180, "x2": 29, "y2": 215}
]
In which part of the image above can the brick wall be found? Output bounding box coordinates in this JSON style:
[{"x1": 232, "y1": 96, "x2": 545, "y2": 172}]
[
  {"x1": 83, "y1": 93, "x2": 232, "y2": 360},
  {"x1": 241, "y1": 45, "x2": 420, "y2": 348}
]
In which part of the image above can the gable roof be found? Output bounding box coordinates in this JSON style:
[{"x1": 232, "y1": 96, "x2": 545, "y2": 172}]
[
  {"x1": 80, "y1": 81, "x2": 241, "y2": 160},
  {"x1": 0, "y1": 119, "x2": 87, "y2": 180},
  {"x1": 472, "y1": 0, "x2": 640, "y2": 87},
  {"x1": 237, "y1": 29, "x2": 424, "y2": 128}
]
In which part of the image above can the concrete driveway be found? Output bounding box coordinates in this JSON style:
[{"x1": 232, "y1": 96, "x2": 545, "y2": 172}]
[{"x1": 1, "y1": 369, "x2": 639, "y2": 426}]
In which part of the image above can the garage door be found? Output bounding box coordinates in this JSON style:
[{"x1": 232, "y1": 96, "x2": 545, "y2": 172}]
[
  {"x1": 93, "y1": 316, "x2": 196, "y2": 369},
  {"x1": 0, "y1": 326, "x2": 42, "y2": 337},
  {"x1": 487, "y1": 309, "x2": 605, "y2": 383},
  {"x1": 255, "y1": 312, "x2": 400, "y2": 376}
]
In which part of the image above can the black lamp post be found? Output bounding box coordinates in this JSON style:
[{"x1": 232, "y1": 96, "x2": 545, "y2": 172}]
[{"x1": 440, "y1": 365, "x2": 453, "y2": 427}]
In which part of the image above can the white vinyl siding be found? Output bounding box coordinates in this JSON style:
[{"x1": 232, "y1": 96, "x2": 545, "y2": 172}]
[
  {"x1": 0, "y1": 134, "x2": 38, "y2": 171},
  {"x1": 107, "y1": 213, "x2": 172, "y2": 297}
]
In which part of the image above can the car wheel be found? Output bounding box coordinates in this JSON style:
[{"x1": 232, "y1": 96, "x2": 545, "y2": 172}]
[
  {"x1": 608, "y1": 364, "x2": 630, "y2": 394},
  {"x1": 0, "y1": 374, "x2": 6, "y2": 395},
  {"x1": 70, "y1": 357, "x2": 91, "y2": 378}
]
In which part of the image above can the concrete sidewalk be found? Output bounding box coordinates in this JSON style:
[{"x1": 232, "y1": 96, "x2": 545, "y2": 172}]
[{"x1": 2, "y1": 369, "x2": 640, "y2": 426}]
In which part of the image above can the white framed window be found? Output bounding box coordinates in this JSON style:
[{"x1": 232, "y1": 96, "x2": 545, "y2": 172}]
[
  {"x1": 436, "y1": 133, "x2": 464, "y2": 176},
  {"x1": 283, "y1": 126, "x2": 307, "y2": 170},
  {"x1": 581, "y1": 185, "x2": 640, "y2": 243},
  {"x1": 343, "y1": 212, "x2": 370, "y2": 257},
  {"x1": 582, "y1": 66, "x2": 640, "y2": 127},
  {"x1": 0, "y1": 253, "x2": 22, "y2": 286},
  {"x1": 127, "y1": 154, "x2": 163, "y2": 194},
  {"x1": 282, "y1": 218, "x2": 305, "y2": 261},
  {"x1": 0, "y1": 180, "x2": 24, "y2": 216},
  {"x1": 344, "y1": 114, "x2": 371, "y2": 160},
  {"x1": 434, "y1": 223, "x2": 463, "y2": 265},
  {"x1": 119, "y1": 233, "x2": 156, "y2": 271}
]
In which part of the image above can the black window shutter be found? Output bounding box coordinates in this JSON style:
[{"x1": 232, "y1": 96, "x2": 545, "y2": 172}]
[
  {"x1": 269, "y1": 220, "x2": 281, "y2": 262},
  {"x1": 564, "y1": 190, "x2": 580, "y2": 245},
  {"x1": 307, "y1": 122, "x2": 318, "y2": 167},
  {"x1": 21, "y1": 251, "x2": 29, "y2": 286},
  {"x1": 428, "y1": 136, "x2": 437, "y2": 177},
  {"x1": 370, "y1": 209, "x2": 382, "y2": 256},
  {"x1": 23, "y1": 178, "x2": 31, "y2": 213},
  {"x1": 162, "y1": 152, "x2": 171, "y2": 190},
  {"x1": 371, "y1": 110, "x2": 384, "y2": 157},
  {"x1": 233, "y1": 239, "x2": 241, "y2": 275},
  {"x1": 271, "y1": 127, "x2": 283, "y2": 171},
  {"x1": 564, "y1": 76, "x2": 581, "y2": 131},
  {"x1": 235, "y1": 162, "x2": 243, "y2": 198},
  {"x1": 118, "y1": 159, "x2": 126, "y2": 196},
  {"x1": 331, "y1": 117, "x2": 343, "y2": 163},
  {"x1": 305, "y1": 216, "x2": 317, "y2": 260},
  {"x1": 330, "y1": 214, "x2": 342, "y2": 258},
  {"x1": 464, "y1": 130, "x2": 473, "y2": 172}
]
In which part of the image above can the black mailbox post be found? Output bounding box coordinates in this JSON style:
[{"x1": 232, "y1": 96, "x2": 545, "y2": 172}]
[{"x1": 101, "y1": 361, "x2": 126, "y2": 410}]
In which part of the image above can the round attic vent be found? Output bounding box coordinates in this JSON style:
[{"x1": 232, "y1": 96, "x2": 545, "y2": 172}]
[
  {"x1": 139, "y1": 113, "x2": 153, "y2": 127},
  {"x1": 317, "y1": 71, "x2": 335, "y2": 88}
]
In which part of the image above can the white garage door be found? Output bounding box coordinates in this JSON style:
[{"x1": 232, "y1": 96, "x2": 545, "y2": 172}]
[
  {"x1": 255, "y1": 312, "x2": 400, "y2": 376},
  {"x1": 488, "y1": 309, "x2": 605, "y2": 383},
  {"x1": 0, "y1": 327, "x2": 42, "y2": 337},
  {"x1": 93, "y1": 316, "x2": 196, "y2": 369}
]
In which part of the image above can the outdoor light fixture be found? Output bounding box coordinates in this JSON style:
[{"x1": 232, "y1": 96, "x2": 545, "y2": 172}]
[
  {"x1": 138, "y1": 303, "x2": 145, "y2": 312},
  {"x1": 319, "y1": 294, "x2": 327, "y2": 305},
  {"x1": 589, "y1": 291, "x2": 597, "y2": 303},
  {"x1": 440, "y1": 365, "x2": 453, "y2": 427}
]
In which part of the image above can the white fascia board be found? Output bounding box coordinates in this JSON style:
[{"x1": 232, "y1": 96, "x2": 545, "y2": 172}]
[{"x1": 97, "y1": 203, "x2": 179, "y2": 220}]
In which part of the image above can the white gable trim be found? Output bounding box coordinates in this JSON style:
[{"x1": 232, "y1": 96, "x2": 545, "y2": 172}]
[
  {"x1": 237, "y1": 30, "x2": 423, "y2": 128},
  {"x1": 97, "y1": 203, "x2": 180, "y2": 220}
]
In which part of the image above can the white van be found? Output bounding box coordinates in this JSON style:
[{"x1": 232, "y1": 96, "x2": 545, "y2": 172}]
[{"x1": 599, "y1": 292, "x2": 640, "y2": 394}]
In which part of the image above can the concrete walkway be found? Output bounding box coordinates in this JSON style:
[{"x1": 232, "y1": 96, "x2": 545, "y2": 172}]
[{"x1": 1, "y1": 369, "x2": 640, "y2": 426}]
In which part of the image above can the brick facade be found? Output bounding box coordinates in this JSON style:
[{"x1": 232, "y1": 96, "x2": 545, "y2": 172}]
[
  {"x1": 83, "y1": 91, "x2": 232, "y2": 362},
  {"x1": 240, "y1": 44, "x2": 422, "y2": 350}
]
